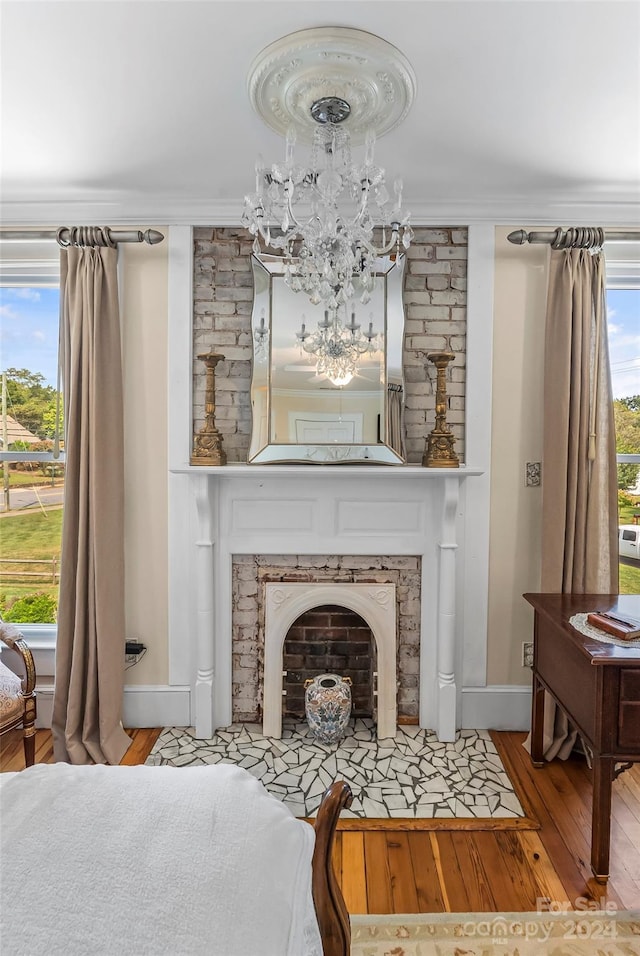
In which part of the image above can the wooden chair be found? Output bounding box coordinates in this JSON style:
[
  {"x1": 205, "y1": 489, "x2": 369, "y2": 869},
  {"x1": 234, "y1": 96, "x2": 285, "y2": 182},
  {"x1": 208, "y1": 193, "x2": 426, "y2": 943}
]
[
  {"x1": 313, "y1": 780, "x2": 353, "y2": 956},
  {"x1": 0, "y1": 621, "x2": 36, "y2": 767}
]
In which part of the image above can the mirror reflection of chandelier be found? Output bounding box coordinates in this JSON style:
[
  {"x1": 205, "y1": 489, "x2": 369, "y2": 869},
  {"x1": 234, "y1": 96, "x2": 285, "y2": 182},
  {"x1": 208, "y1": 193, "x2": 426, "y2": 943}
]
[
  {"x1": 242, "y1": 27, "x2": 416, "y2": 311},
  {"x1": 253, "y1": 308, "x2": 269, "y2": 362},
  {"x1": 296, "y1": 305, "x2": 382, "y2": 387}
]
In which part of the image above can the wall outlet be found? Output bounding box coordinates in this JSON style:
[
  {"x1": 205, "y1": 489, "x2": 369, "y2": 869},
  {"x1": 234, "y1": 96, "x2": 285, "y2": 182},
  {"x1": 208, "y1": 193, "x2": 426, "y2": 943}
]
[
  {"x1": 525, "y1": 462, "x2": 541, "y2": 487},
  {"x1": 125, "y1": 641, "x2": 146, "y2": 667},
  {"x1": 522, "y1": 641, "x2": 534, "y2": 667}
]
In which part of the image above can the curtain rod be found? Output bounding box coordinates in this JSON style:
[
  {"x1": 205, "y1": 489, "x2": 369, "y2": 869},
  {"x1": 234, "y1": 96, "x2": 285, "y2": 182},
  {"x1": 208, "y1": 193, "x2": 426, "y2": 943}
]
[
  {"x1": 508, "y1": 227, "x2": 639, "y2": 249},
  {"x1": 0, "y1": 227, "x2": 164, "y2": 246}
]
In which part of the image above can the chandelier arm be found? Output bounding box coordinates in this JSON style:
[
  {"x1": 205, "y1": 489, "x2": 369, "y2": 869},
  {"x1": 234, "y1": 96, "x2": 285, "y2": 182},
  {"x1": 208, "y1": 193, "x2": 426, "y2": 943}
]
[
  {"x1": 285, "y1": 184, "x2": 304, "y2": 231},
  {"x1": 375, "y1": 224, "x2": 401, "y2": 255}
]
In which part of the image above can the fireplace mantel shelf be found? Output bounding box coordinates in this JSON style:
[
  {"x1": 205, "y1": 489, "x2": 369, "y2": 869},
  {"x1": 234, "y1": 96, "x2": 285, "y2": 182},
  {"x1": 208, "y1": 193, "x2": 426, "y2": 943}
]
[{"x1": 172, "y1": 463, "x2": 484, "y2": 478}]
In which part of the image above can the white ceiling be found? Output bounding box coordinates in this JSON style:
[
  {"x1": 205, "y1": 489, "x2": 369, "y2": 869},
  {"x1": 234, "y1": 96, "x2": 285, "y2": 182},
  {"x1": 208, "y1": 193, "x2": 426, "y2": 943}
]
[{"x1": 1, "y1": 0, "x2": 639, "y2": 225}]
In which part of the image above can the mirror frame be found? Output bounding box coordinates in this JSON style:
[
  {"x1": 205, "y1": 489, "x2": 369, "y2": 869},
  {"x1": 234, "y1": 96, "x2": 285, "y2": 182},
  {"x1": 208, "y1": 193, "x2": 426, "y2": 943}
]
[{"x1": 247, "y1": 253, "x2": 406, "y2": 465}]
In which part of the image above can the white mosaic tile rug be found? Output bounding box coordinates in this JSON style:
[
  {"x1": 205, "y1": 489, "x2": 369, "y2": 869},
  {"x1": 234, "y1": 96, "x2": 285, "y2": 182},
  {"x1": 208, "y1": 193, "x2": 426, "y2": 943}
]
[{"x1": 146, "y1": 719, "x2": 525, "y2": 821}]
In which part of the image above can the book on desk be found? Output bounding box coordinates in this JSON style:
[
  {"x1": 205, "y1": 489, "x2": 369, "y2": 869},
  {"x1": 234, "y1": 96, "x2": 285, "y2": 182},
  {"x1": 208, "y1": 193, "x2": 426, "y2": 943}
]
[{"x1": 586, "y1": 609, "x2": 640, "y2": 641}]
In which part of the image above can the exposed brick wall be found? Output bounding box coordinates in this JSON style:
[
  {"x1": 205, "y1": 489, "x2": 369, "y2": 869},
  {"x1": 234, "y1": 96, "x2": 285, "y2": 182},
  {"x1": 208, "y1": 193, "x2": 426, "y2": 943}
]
[
  {"x1": 283, "y1": 605, "x2": 375, "y2": 718},
  {"x1": 231, "y1": 554, "x2": 421, "y2": 723},
  {"x1": 402, "y1": 228, "x2": 467, "y2": 463},
  {"x1": 193, "y1": 227, "x2": 467, "y2": 464}
]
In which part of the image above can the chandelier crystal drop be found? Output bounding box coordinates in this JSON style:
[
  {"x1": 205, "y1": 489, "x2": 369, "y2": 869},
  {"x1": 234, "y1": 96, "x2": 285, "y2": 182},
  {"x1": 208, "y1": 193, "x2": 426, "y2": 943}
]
[
  {"x1": 296, "y1": 304, "x2": 383, "y2": 387},
  {"x1": 242, "y1": 100, "x2": 413, "y2": 311}
]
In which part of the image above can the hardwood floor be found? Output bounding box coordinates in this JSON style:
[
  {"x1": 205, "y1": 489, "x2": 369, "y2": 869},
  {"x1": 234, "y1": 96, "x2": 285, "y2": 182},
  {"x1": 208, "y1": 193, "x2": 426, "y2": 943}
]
[{"x1": 2, "y1": 727, "x2": 638, "y2": 912}]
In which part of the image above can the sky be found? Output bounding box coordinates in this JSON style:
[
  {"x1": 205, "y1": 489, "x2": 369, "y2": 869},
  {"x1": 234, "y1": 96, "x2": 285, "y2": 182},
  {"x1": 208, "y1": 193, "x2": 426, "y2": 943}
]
[
  {"x1": 0, "y1": 286, "x2": 60, "y2": 387},
  {"x1": 0, "y1": 284, "x2": 638, "y2": 398},
  {"x1": 607, "y1": 289, "x2": 640, "y2": 401}
]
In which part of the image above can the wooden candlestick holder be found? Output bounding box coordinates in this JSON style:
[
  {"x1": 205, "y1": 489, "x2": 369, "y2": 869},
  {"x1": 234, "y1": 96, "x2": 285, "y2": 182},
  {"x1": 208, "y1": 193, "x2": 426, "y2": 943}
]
[
  {"x1": 423, "y1": 351, "x2": 459, "y2": 468},
  {"x1": 191, "y1": 350, "x2": 227, "y2": 466}
]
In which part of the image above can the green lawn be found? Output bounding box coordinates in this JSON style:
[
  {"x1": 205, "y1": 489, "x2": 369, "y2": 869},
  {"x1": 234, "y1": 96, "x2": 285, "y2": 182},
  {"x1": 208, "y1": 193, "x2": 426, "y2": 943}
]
[
  {"x1": 4, "y1": 471, "x2": 64, "y2": 488},
  {"x1": 619, "y1": 561, "x2": 640, "y2": 595},
  {"x1": 619, "y1": 496, "x2": 640, "y2": 524},
  {"x1": 0, "y1": 508, "x2": 63, "y2": 557},
  {"x1": 0, "y1": 509, "x2": 62, "y2": 615}
]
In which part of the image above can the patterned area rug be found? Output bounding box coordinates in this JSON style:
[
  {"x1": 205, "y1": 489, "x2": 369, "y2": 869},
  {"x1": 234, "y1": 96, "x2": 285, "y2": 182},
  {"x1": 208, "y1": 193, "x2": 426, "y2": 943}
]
[
  {"x1": 146, "y1": 719, "x2": 525, "y2": 821},
  {"x1": 350, "y1": 911, "x2": 640, "y2": 955}
]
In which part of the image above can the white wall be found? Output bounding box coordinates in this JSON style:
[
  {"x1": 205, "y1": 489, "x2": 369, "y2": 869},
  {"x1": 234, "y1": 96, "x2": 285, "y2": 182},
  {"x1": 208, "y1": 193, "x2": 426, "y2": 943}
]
[
  {"x1": 487, "y1": 228, "x2": 548, "y2": 685},
  {"x1": 121, "y1": 234, "x2": 169, "y2": 687}
]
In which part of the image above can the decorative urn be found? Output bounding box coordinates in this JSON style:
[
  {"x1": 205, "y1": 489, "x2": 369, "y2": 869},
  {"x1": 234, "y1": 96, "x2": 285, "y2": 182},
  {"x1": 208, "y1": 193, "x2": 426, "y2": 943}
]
[{"x1": 304, "y1": 674, "x2": 353, "y2": 745}]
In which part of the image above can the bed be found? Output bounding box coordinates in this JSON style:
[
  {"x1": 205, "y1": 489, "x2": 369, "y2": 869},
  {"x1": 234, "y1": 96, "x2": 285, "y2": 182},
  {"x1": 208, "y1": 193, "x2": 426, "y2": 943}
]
[{"x1": 0, "y1": 762, "x2": 352, "y2": 956}]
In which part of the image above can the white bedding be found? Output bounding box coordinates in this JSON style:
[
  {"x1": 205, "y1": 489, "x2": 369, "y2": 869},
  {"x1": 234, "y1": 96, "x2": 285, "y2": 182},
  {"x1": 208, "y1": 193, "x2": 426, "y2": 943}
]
[{"x1": 0, "y1": 762, "x2": 323, "y2": 956}]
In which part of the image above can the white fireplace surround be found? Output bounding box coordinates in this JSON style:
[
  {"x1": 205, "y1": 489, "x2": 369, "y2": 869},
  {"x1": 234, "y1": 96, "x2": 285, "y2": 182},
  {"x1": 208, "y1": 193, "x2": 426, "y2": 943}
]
[
  {"x1": 263, "y1": 582, "x2": 397, "y2": 739},
  {"x1": 169, "y1": 464, "x2": 488, "y2": 742}
]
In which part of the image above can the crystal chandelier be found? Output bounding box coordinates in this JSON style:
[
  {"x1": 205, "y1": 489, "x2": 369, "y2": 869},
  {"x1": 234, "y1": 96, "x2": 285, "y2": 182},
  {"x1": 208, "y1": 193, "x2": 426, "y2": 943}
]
[
  {"x1": 296, "y1": 304, "x2": 382, "y2": 387},
  {"x1": 242, "y1": 27, "x2": 416, "y2": 312},
  {"x1": 242, "y1": 108, "x2": 412, "y2": 310}
]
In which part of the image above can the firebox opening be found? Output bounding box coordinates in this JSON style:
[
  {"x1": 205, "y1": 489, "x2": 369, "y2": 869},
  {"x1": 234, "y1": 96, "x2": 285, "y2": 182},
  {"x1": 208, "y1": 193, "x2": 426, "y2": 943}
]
[{"x1": 283, "y1": 604, "x2": 378, "y2": 719}]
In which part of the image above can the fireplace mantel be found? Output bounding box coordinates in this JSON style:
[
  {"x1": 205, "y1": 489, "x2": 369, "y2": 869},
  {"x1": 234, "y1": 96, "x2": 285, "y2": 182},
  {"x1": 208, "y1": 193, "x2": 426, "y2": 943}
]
[{"x1": 173, "y1": 464, "x2": 484, "y2": 743}]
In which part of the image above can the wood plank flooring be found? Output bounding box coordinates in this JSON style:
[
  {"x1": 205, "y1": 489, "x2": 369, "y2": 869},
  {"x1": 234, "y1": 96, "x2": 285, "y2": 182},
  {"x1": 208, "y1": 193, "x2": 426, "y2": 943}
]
[{"x1": 2, "y1": 727, "x2": 638, "y2": 912}]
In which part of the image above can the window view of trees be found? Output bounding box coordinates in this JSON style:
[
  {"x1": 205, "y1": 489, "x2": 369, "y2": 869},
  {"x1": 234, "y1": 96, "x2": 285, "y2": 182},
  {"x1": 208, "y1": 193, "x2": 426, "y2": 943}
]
[
  {"x1": 610, "y1": 287, "x2": 640, "y2": 595},
  {"x1": 1, "y1": 287, "x2": 62, "y2": 625},
  {"x1": 617, "y1": 395, "x2": 640, "y2": 598},
  {"x1": 615, "y1": 396, "x2": 640, "y2": 491},
  {"x1": 3, "y1": 367, "x2": 62, "y2": 440}
]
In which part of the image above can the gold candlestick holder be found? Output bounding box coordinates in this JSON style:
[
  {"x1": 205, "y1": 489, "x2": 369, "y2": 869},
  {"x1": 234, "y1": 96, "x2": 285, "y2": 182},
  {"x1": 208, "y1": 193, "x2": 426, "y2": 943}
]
[
  {"x1": 423, "y1": 351, "x2": 459, "y2": 468},
  {"x1": 191, "y1": 350, "x2": 227, "y2": 466}
]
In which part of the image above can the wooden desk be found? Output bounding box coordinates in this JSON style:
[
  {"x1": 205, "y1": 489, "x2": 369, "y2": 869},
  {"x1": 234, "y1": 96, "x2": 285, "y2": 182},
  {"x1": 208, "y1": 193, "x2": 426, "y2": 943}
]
[{"x1": 524, "y1": 592, "x2": 640, "y2": 883}]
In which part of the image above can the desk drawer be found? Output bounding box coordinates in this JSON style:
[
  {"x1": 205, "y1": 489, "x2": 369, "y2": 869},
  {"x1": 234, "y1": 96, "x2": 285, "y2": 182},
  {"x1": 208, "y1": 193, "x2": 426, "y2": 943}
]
[
  {"x1": 621, "y1": 670, "x2": 640, "y2": 700},
  {"x1": 618, "y1": 669, "x2": 640, "y2": 751}
]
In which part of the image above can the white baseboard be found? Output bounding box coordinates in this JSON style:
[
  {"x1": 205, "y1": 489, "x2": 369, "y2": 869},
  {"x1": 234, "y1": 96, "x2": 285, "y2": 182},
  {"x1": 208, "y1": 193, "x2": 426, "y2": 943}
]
[
  {"x1": 123, "y1": 685, "x2": 191, "y2": 727},
  {"x1": 32, "y1": 683, "x2": 191, "y2": 730},
  {"x1": 461, "y1": 684, "x2": 532, "y2": 731},
  {"x1": 33, "y1": 682, "x2": 529, "y2": 733},
  {"x1": 34, "y1": 683, "x2": 54, "y2": 728}
]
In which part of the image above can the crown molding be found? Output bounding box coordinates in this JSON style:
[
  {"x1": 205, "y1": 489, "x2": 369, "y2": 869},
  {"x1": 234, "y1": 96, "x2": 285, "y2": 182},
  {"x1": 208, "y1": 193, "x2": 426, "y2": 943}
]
[{"x1": 1, "y1": 197, "x2": 639, "y2": 228}]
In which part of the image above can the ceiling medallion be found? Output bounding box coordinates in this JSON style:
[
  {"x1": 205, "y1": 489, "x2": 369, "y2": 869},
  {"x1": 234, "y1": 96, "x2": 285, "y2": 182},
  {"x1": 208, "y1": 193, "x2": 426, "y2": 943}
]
[
  {"x1": 242, "y1": 27, "x2": 416, "y2": 315},
  {"x1": 247, "y1": 26, "x2": 416, "y2": 145}
]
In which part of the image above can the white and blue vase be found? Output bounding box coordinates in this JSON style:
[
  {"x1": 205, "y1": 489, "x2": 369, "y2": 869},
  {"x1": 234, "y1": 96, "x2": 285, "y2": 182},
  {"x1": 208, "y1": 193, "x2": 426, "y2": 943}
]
[{"x1": 304, "y1": 673, "x2": 352, "y2": 745}]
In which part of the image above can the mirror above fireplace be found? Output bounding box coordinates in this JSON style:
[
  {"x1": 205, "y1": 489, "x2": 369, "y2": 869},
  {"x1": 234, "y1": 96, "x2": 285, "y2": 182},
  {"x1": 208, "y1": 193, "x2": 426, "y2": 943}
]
[{"x1": 248, "y1": 253, "x2": 406, "y2": 464}]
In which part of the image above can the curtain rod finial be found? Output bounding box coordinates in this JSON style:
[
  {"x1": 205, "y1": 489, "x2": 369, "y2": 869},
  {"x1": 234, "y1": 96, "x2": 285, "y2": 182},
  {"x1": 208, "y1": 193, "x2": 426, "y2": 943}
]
[
  {"x1": 507, "y1": 230, "x2": 528, "y2": 245},
  {"x1": 142, "y1": 229, "x2": 165, "y2": 245}
]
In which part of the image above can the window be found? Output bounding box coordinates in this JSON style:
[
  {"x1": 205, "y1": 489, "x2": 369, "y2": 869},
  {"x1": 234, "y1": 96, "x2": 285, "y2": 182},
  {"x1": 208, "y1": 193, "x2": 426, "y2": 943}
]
[
  {"x1": 0, "y1": 250, "x2": 63, "y2": 636},
  {"x1": 606, "y1": 241, "x2": 640, "y2": 594}
]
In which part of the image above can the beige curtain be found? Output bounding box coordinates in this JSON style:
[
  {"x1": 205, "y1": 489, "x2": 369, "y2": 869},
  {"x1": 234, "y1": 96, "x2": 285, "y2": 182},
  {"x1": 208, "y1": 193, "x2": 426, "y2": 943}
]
[
  {"x1": 538, "y1": 247, "x2": 619, "y2": 760},
  {"x1": 52, "y1": 245, "x2": 132, "y2": 765}
]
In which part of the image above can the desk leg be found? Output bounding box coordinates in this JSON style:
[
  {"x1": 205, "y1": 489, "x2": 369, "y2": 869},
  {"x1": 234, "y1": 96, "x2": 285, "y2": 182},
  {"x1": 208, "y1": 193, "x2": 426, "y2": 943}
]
[
  {"x1": 591, "y1": 756, "x2": 614, "y2": 883},
  {"x1": 530, "y1": 673, "x2": 545, "y2": 768}
]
